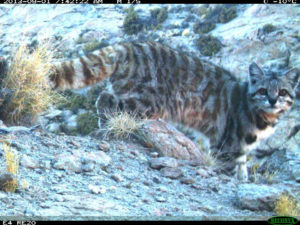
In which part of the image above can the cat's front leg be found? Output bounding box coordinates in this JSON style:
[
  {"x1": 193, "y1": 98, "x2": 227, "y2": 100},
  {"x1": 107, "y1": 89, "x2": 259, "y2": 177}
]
[{"x1": 236, "y1": 155, "x2": 248, "y2": 181}]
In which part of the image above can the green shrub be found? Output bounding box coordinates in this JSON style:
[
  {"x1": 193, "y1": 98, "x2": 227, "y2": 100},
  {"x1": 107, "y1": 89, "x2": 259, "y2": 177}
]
[
  {"x1": 194, "y1": 21, "x2": 216, "y2": 34},
  {"x1": 56, "y1": 90, "x2": 87, "y2": 113},
  {"x1": 123, "y1": 6, "x2": 143, "y2": 35},
  {"x1": 83, "y1": 39, "x2": 108, "y2": 54},
  {"x1": 262, "y1": 24, "x2": 277, "y2": 34},
  {"x1": 218, "y1": 6, "x2": 237, "y2": 23},
  {"x1": 76, "y1": 111, "x2": 98, "y2": 135},
  {"x1": 195, "y1": 35, "x2": 222, "y2": 56},
  {"x1": 204, "y1": 5, "x2": 237, "y2": 24},
  {"x1": 150, "y1": 8, "x2": 168, "y2": 24},
  {"x1": 76, "y1": 36, "x2": 88, "y2": 44},
  {"x1": 198, "y1": 5, "x2": 209, "y2": 17},
  {"x1": 59, "y1": 123, "x2": 78, "y2": 136}
]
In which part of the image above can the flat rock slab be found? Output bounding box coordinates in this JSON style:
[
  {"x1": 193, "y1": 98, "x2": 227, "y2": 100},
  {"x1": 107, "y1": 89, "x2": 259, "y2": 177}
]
[
  {"x1": 236, "y1": 183, "x2": 288, "y2": 211},
  {"x1": 138, "y1": 119, "x2": 204, "y2": 161}
]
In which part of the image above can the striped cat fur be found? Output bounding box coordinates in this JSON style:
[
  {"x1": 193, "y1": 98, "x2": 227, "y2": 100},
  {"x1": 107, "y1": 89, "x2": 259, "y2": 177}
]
[{"x1": 49, "y1": 41, "x2": 300, "y2": 181}]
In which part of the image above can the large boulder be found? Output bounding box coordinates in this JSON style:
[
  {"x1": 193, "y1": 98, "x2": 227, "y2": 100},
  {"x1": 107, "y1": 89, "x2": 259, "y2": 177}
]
[{"x1": 137, "y1": 119, "x2": 204, "y2": 161}]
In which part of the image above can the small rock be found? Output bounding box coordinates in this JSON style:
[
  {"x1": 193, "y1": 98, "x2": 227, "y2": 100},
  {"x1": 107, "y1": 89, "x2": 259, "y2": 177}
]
[
  {"x1": 111, "y1": 174, "x2": 123, "y2": 183},
  {"x1": 191, "y1": 184, "x2": 204, "y2": 190},
  {"x1": 153, "y1": 177, "x2": 161, "y2": 184},
  {"x1": 180, "y1": 177, "x2": 195, "y2": 184},
  {"x1": 81, "y1": 163, "x2": 95, "y2": 172},
  {"x1": 219, "y1": 174, "x2": 233, "y2": 182},
  {"x1": 108, "y1": 186, "x2": 117, "y2": 192},
  {"x1": 154, "y1": 195, "x2": 167, "y2": 203},
  {"x1": 21, "y1": 155, "x2": 39, "y2": 169},
  {"x1": 156, "y1": 186, "x2": 168, "y2": 193},
  {"x1": 182, "y1": 29, "x2": 190, "y2": 36},
  {"x1": 53, "y1": 156, "x2": 82, "y2": 173},
  {"x1": 98, "y1": 185, "x2": 107, "y2": 194},
  {"x1": 98, "y1": 141, "x2": 110, "y2": 152},
  {"x1": 161, "y1": 167, "x2": 183, "y2": 179},
  {"x1": 61, "y1": 110, "x2": 73, "y2": 121},
  {"x1": 67, "y1": 140, "x2": 80, "y2": 147},
  {"x1": 196, "y1": 168, "x2": 209, "y2": 178},
  {"x1": 189, "y1": 159, "x2": 203, "y2": 167},
  {"x1": 209, "y1": 184, "x2": 220, "y2": 193},
  {"x1": 45, "y1": 109, "x2": 63, "y2": 120},
  {"x1": 46, "y1": 123, "x2": 60, "y2": 133},
  {"x1": 88, "y1": 184, "x2": 100, "y2": 194},
  {"x1": 149, "y1": 157, "x2": 178, "y2": 170},
  {"x1": 88, "y1": 184, "x2": 106, "y2": 194},
  {"x1": 43, "y1": 161, "x2": 52, "y2": 170},
  {"x1": 85, "y1": 151, "x2": 111, "y2": 168},
  {"x1": 143, "y1": 180, "x2": 151, "y2": 186},
  {"x1": 53, "y1": 195, "x2": 64, "y2": 202},
  {"x1": 142, "y1": 198, "x2": 149, "y2": 203},
  {"x1": 65, "y1": 115, "x2": 77, "y2": 130},
  {"x1": 150, "y1": 152, "x2": 159, "y2": 158},
  {"x1": 198, "y1": 204, "x2": 215, "y2": 213},
  {"x1": 124, "y1": 183, "x2": 132, "y2": 189}
]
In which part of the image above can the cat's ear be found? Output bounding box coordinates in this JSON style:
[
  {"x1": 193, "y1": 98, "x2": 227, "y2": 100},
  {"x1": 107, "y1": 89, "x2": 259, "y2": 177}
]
[
  {"x1": 248, "y1": 62, "x2": 264, "y2": 84},
  {"x1": 285, "y1": 68, "x2": 300, "y2": 90}
]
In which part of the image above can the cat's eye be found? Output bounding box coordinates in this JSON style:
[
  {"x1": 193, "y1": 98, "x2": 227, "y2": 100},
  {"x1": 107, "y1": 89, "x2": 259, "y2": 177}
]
[
  {"x1": 258, "y1": 88, "x2": 267, "y2": 95},
  {"x1": 279, "y1": 89, "x2": 288, "y2": 96}
]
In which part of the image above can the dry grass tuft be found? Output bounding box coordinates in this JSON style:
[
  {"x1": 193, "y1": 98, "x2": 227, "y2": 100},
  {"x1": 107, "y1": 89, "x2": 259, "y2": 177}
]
[
  {"x1": 274, "y1": 193, "x2": 300, "y2": 217},
  {"x1": 2, "y1": 143, "x2": 19, "y2": 192},
  {"x1": 3, "y1": 43, "x2": 63, "y2": 124},
  {"x1": 197, "y1": 139, "x2": 218, "y2": 168},
  {"x1": 104, "y1": 111, "x2": 144, "y2": 139},
  {"x1": 201, "y1": 150, "x2": 218, "y2": 168}
]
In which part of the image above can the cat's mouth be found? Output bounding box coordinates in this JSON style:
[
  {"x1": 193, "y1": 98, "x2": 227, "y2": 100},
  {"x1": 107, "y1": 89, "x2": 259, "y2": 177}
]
[{"x1": 262, "y1": 105, "x2": 282, "y2": 114}]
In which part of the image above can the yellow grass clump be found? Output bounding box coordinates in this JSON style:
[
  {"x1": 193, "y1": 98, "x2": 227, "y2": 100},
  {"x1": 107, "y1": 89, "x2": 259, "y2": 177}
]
[
  {"x1": 274, "y1": 193, "x2": 300, "y2": 217},
  {"x1": 105, "y1": 111, "x2": 144, "y2": 139},
  {"x1": 3, "y1": 143, "x2": 19, "y2": 192},
  {"x1": 197, "y1": 139, "x2": 218, "y2": 168},
  {"x1": 201, "y1": 150, "x2": 218, "y2": 168},
  {"x1": 3, "y1": 43, "x2": 62, "y2": 124}
]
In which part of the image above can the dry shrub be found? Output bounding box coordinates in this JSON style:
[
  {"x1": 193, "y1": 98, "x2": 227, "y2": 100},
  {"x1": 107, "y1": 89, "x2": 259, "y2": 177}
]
[
  {"x1": 2, "y1": 143, "x2": 19, "y2": 192},
  {"x1": 274, "y1": 193, "x2": 300, "y2": 217},
  {"x1": 201, "y1": 150, "x2": 218, "y2": 168},
  {"x1": 105, "y1": 111, "x2": 144, "y2": 139},
  {"x1": 197, "y1": 139, "x2": 218, "y2": 168},
  {"x1": 3, "y1": 43, "x2": 63, "y2": 124}
]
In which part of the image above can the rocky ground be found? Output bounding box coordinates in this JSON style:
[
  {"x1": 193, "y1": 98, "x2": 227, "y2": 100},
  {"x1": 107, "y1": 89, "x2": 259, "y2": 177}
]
[
  {"x1": 0, "y1": 127, "x2": 297, "y2": 220},
  {"x1": 0, "y1": 4, "x2": 299, "y2": 220}
]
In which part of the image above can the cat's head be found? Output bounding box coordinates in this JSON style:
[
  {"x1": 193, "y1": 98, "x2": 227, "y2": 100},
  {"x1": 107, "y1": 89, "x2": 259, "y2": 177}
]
[{"x1": 247, "y1": 62, "x2": 299, "y2": 115}]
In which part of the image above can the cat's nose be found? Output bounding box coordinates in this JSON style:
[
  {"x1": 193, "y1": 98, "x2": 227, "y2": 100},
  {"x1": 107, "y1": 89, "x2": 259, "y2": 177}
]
[{"x1": 269, "y1": 98, "x2": 277, "y2": 106}]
